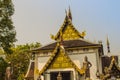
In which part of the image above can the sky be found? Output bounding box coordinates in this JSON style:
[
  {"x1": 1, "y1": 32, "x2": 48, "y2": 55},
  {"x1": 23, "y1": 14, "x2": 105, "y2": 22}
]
[{"x1": 12, "y1": 0, "x2": 120, "y2": 54}]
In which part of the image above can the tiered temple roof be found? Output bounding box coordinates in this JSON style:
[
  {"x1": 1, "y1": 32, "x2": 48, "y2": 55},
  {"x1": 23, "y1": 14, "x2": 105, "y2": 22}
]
[
  {"x1": 33, "y1": 39, "x2": 101, "y2": 52},
  {"x1": 33, "y1": 8, "x2": 102, "y2": 52},
  {"x1": 28, "y1": 8, "x2": 104, "y2": 80}
]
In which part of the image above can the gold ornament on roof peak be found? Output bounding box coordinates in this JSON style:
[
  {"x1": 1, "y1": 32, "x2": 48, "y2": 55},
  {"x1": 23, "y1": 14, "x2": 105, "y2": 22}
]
[{"x1": 50, "y1": 8, "x2": 86, "y2": 41}]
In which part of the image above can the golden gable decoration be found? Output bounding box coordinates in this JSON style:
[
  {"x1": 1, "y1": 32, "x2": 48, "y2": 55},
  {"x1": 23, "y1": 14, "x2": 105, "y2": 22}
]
[{"x1": 51, "y1": 8, "x2": 86, "y2": 41}]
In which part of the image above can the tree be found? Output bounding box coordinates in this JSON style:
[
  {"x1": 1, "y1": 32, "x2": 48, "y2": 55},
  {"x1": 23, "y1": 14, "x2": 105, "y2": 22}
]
[
  {"x1": 0, "y1": 57, "x2": 8, "y2": 80},
  {"x1": 0, "y1": 0, "x2": 16, "y2": 54},
  {"x1": 6, "y1": 42, "x2": 41, "y2": 79}
]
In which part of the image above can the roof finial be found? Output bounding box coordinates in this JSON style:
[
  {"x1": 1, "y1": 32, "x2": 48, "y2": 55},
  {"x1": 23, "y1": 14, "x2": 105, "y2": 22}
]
[
  {"x1": 65, "y1": 9, "x2": 67, "y2": 15},
  {"x1": 68, "y1": 6, "x2": 72, "y2": 21},
  {"x1": 107, "y1": 36, "x2": 110, "y2": 53},
  {"x1": 65, "y1": 9, "x2": 68, "y2": 20}
]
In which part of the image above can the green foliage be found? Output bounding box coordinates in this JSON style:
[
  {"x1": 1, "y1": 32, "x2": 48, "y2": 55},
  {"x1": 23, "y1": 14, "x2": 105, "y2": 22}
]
[
  {"x1": 0, "y1": 57, "x2": 8, "y2": 80},
  {"x1": 17, "y1": 74, "x2": 24, "y2": 80},
  {"x1": 0, "y1": 0, "x2": 16, "y2": 54},
  {"x1": 6, "y1": 42, "x2": 41, "y2": 79}
]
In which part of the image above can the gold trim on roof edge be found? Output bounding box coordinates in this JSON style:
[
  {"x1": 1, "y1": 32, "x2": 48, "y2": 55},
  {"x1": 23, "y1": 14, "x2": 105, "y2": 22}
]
[
  {"x1": 101, "y1": 56, "x2": 120, "y2": 79},
  {"x1": 38, "y1": 42, "x2": 84, "y2": 76},
  {"x1": 51, "y1": 10, "x2": 86, "y2": 41},
  {"x1": 108, "y1": 56, "x2": 120, "y2": 71}
]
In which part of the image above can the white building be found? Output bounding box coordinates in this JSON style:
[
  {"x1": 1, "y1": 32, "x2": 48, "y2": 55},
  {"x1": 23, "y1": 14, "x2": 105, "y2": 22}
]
[{"x1": 25, "y1": 8, "x2": 104, "y2": 80}]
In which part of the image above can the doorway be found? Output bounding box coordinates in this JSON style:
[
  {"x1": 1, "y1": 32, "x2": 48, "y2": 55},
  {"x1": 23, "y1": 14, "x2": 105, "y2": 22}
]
[{"x1": 50, "y1": 71, "x2": 71, "y2": 80}]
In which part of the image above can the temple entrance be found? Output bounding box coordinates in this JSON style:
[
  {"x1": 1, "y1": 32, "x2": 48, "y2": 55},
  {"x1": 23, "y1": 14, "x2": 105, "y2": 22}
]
[{"x1": 50, "y1": 71, "x2": 71, "y2": 80}]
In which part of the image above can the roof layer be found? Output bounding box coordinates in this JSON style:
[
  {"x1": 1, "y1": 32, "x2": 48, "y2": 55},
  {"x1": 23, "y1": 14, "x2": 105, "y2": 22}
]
[{"x1": 33, "y1": 39, "x2": 100, "y2": 51}]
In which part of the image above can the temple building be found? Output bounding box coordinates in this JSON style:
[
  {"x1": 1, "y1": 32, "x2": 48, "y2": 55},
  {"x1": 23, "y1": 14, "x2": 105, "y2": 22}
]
[
  {"x1": 25, "y1": 8, "x2": 120, "y2": 80},
  {"x1": 32, "y1": 8, "x2": 103, "y2": 80}
]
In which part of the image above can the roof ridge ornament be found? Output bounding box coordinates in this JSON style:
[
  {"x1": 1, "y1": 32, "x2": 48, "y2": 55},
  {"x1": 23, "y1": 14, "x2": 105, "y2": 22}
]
[
  {"x1": 107, "y1": 36, "x2": 110, "y2": 53},
  {"x1": 50, "y1": 8, "x2": 86, "y2": 41},
  {"x1": 68, "y1": 6, "x2": 72, "y2": 21}
]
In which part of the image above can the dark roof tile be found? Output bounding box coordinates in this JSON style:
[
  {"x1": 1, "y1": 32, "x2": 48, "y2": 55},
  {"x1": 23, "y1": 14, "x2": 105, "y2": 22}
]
[{"x1": 33, "y1": 39, "x2": 100, "y2": 51}]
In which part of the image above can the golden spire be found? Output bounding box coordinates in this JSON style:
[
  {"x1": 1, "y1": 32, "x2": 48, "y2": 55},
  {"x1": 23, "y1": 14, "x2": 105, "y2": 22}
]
[
  {"x1": 107, "y1": 36, "x2": 110, "y2": 53},
  {"x1": 68, "y1": 6, "x2": 72, "y2": 21}
]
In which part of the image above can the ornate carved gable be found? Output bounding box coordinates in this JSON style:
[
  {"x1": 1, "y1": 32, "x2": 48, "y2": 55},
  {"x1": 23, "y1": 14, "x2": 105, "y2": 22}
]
[
  {"x1": 48, "y1": 47, "x2": 73, "y2": 69},
  {"x1": 39, "y1": 43, "x2": 84, "y2": 75},
  {"x1": 51, "y1": 9, "x2": 85, "y2": 41},
  {"x1": 102, "y1": 56, "x2": 120, "y2": 79},
  {"x1": 108, "y1": 57, "x2": 120, "y2": 78}
]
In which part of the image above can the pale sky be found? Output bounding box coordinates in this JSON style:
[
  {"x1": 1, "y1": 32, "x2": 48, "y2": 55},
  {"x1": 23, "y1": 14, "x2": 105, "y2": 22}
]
[{"x1": 12, "y1": 0, "x2": 120, "y2": 54}]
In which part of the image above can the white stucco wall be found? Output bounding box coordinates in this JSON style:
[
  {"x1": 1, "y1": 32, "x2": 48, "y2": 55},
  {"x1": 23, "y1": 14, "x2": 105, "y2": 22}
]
[
  {"x1": 38, "y1": 56, "x2": 50, "y2": 71},
  {"x1": 69, "y1": 52, "x2": 97, "y2": 79},
  {"x1": 35, "y1": 49, "x2": 100, "y2": 80},
  {"x1": 34, "y1": 55, "x2": 50, "y2": 80}
]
